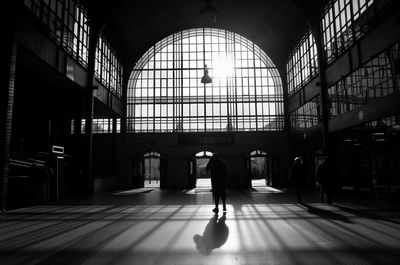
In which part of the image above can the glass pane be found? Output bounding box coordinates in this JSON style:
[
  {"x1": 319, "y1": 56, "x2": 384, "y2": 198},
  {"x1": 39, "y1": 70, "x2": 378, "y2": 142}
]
[{"x1": 127, "y1": 28, "x2": 284, "y2": 133}]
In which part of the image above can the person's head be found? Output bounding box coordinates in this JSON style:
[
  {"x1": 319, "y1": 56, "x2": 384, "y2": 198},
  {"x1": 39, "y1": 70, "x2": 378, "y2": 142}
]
[
  {"x1": 294, "y1": 157, "x2": 302, "y2": 164},
  {"x1": 193, "y1": 234, "x2": 212, "y2": 255}
]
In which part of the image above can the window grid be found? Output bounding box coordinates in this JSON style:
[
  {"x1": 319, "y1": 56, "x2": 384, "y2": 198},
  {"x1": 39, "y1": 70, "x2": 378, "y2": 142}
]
[
  {"x1": 127, "y1": 28, "x2": 284, "y2": 133},
  {"x1": 77, "y1": 118, "x2": 121, "y2": 134},
  {"x1": 287, "y1": 30, "x2": 319, "y2": 95},
  {"x1": 250, "y1": 150, "x2": 267, "y2": 156},
  {"x1": 290, "y1": 97, "x2": 320, "y2": 129},
  {"x1": 366, "y1": 115, "x2": 400, "y2": 129},
  {"x1": 21, "y1": 0, "x2": 90, "y2": 67},
  {"x1": 95, "y1": 34, "x2": 123, "y2": 98},
  {"x1": 322, "y1": 0, "x2": 375, "y2": 63},
  {"x1": 328, "y1": 41, "x2": 399, "y2": 117}
]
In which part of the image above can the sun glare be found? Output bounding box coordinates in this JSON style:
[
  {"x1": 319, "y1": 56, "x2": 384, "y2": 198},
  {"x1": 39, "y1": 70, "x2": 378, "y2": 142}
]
[{"x1": 212, "y1": 54, "x2": 234, "y2": 78}]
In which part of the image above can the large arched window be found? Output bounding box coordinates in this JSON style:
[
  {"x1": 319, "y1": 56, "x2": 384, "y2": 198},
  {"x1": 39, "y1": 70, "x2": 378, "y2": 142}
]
[{"x1": 127, "y1": 28, "x2": 284, "y2": 133}]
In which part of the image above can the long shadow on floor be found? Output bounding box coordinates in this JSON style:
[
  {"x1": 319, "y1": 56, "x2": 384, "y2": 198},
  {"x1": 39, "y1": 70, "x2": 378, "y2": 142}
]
[
  {"x1": 193, "y1": 213, "x2": 229, "y2": 255},
  {"x1": 299, "y1": 203, "x2": 353, "y2": 224},
  {"x1": 331, "y1": 203, "x2": 400, "y2": 225}
]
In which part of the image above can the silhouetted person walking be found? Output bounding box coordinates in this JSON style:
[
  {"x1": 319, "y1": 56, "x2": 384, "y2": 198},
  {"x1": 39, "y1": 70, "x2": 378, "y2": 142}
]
[
  {"x1": 316, "y1": 156, "x2": 331, "y2": 203},
  {"x1": 206, "y1": 153, "x2": 227, "y2": 213},
  {"x1": 289, "y1": 157, "x2": 307, "y2": 203}
]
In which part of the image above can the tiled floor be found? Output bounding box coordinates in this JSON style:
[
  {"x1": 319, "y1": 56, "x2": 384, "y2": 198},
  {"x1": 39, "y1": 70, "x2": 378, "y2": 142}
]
[{"x1": 1, "y1": 188, "x2": 400, "y2": 265}]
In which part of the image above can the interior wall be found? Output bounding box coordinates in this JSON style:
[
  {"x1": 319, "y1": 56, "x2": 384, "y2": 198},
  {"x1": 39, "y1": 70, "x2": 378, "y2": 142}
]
[{"x1": 115, "y1": 132, "x2": 294, "y2": 190}]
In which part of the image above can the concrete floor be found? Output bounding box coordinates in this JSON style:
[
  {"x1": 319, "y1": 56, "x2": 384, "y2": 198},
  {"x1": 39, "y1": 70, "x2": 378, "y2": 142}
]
[{"x1": 1, "y1": 188, "x2": 400, "y2": 265}]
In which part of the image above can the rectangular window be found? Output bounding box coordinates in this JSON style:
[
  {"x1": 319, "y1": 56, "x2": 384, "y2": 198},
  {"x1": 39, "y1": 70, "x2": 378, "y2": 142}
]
[
  {"x1": 94, "y1": 34, "x2": 123, "y2": 98},
  {"x1": 286, "y1": 30, "x2": 319, "y2": 95},
  {"x1": 290, "y1": 97, "x2": 320, "y2": 129},
  {"x1": 328, "y1": 41, "x2": 399, "y2": 116},
  {"x1": 74, "y1": 118, "x2": 121, "y2": 134},
  {"x1": 22, "y1": 0, "x2": 90, "y2": 67},
  {"x1": 322, "y1": 0, "x2": 375, "y2": 63}
]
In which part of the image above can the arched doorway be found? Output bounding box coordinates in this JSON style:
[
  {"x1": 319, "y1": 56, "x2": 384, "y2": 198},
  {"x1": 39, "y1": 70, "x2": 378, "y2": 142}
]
[
  {"x1": 143, "y1": 151, "x2": 161, "y2": 188},
  {"x1": 248, "y1": 150, "x2": 270, "y2": 188},
  {"x1": 194, "y1": 151, "x2": 214, "y2": 190}
]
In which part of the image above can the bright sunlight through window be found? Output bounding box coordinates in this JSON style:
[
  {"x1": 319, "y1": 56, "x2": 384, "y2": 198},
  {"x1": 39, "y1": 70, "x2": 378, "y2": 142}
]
[
  {"x1": 213, "y1": 54, "x2": 234, "y2": 79},
  {"x1": 127, "y1": 28, "x2": 284, "y2": 133}
]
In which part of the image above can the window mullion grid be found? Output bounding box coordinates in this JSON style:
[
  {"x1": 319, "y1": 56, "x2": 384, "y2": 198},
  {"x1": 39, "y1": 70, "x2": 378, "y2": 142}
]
[
  {"x1": 60, "y1": 0, "x2": 66, "y2": 50},
  {"x1": 107, "y1": 45, "x2": 111, "y2": 88},
  {"x1": 305, "y1": 34, "x2": 311, "y2": 82},
  {"x1": 348, "y1": 0, "x2": 356, "y2": 45},
  {"x1": 172, "y1": 34, "x2": 176, "y2": 132},
  {"x1": 233, "y1": 34, "x2": 238, "y2": 131},
  {"x1": 203, "y1": 28, "x2": 207, "y2": 132},
  {"x1": 252, "y1": 43, "x2": 258, "y2": 131},
  {"x1": 331, "y1": 0, "x2": 338, "y2": 59},
  {"x1": 181, "y1": 32, "x2": 184, "y2": 132},
  {"x1": 153, "y1": 46, "x2": 156, "y2": 133},
  {"x1": 128, "y1": 28, "x2": 284, "y2": 133},
  {"x1": 246, "y1": 51, "x2": 251, "y2": 126},
  {"x1": 188, "y1": 36, "x2": 192, "y2": 131},
  {"x1": 76, "y1": 3, "x2": 81, "y2": 60},
  {"x1": 299, "y1": 42, "x2": 304, "y2": 90},
  {"x1": 99, "y1": 38, "x2": 103, "y2": 82}
]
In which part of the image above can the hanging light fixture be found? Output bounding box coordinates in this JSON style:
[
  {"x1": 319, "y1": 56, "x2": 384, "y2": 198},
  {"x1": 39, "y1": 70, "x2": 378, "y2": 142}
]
[
  {"x1": 201, "y1": 64, "x2": 212, "y2": 84},
  {"x1": 199, "y1": 0, "x2": 217, "y2": 24}
]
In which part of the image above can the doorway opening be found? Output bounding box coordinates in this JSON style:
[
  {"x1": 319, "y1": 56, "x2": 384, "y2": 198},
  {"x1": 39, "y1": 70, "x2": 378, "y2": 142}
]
[
  {"x1": 249, "y1": 150, "x2": 270, "y2": 188},
  {"x1": 144, "y1": 151, "x2": 161, "y2": 188},
  {"x1": 195, "y1": 151, "x2": 214, "y2": 190}
]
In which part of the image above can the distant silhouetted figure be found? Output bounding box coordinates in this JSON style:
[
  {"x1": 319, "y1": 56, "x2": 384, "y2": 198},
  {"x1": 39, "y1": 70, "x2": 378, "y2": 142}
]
[
  {"x1": 289, "y1": 157, "x2": 307, "y2": 203},
  {"x1": 206, "y1": 153, "x2": 227, "y2": 213},
  {"x1": 193, "y1": 213, "x2": 229, "y2": 255},
  {"x1": 316, "y1": 156, "x2": 331, "y2": 203}
]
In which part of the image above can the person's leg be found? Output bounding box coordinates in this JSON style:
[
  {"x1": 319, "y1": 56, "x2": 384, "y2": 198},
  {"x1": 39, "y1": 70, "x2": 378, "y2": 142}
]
[
  {"x1": 326, "y1": 185, "x2": 332, "y2": 204},
  {"x1": 221, "y1": 190, "x2": 226, "y2": 211},
  {"x1": 214, "y1": 196, "x2": 219, "y2": 208},
  {"x1": 320, "y1": 185, "x2": 325, "y2": 203},
  {"x1": 213, "y1": 193, "x2": 219, "y2": 213}
]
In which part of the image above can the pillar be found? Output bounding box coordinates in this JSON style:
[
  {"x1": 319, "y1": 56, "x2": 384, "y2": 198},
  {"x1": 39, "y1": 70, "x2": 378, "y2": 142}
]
[{"x1": 1, "y1": 25, "x2": 17, "y2": 212}]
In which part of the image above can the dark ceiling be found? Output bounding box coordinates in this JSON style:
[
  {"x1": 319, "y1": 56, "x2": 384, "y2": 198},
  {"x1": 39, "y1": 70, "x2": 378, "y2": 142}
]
[{"x1": 81, "y1": 0, "x2": 327, "y2": 72}]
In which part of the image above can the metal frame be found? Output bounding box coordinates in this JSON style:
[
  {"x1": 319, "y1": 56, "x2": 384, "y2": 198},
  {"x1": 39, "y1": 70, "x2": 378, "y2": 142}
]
[{"x1": 127, "y1": 28, "x2": 284, "y2": 133}]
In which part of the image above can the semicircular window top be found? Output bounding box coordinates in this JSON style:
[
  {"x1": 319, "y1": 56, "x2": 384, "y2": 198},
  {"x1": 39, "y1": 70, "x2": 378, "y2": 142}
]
[{"x1": 127, "y1": 28, "x2": 284, "y2": 133}]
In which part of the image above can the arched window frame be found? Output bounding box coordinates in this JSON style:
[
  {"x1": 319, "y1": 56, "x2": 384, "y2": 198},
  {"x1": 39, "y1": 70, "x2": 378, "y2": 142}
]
[{"x1": 127, "y1": 28, "x2": 285, "y2": 133}]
